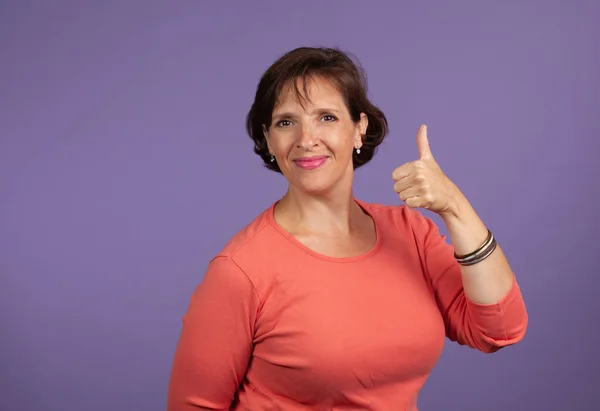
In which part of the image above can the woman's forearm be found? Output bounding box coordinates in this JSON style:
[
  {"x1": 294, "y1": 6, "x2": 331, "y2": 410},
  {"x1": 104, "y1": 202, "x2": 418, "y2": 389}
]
[{"x1": 440, "y1": 195, "x2": 515, "y2": 305}]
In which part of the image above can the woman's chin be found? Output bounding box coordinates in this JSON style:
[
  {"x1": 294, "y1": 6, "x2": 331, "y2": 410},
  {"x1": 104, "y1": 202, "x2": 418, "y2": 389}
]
[{"x1": 284, "y1": 165, "x2": 351, "y2": 196}]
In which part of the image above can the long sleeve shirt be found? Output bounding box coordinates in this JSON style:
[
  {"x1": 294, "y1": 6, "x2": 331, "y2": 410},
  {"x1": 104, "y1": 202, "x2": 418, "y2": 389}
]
[{"x1": 167, "y1": 199, "x2": 528, "y2": 410}]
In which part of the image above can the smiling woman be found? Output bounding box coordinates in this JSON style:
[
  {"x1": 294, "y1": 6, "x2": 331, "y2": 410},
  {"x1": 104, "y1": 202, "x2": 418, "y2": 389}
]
[
  {"x1": 247, "y1": 47, "x2": 388, "y2": 174},
  {"x1": 167, "y1": 47, "x2": 528, "y2": 411},
  {"x1": 264, "y1": 76, "x2": 369, "y2": 195}
]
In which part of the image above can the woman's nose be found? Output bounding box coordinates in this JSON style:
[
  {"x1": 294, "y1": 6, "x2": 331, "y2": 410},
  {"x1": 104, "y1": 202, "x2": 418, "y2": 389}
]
[{"x1": 296, "y1": 124, "x2": 317, "y2": 150}]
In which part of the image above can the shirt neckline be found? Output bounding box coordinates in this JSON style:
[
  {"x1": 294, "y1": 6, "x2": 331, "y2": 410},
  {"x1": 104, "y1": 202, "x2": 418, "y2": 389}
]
[{"x1": 266, "y1": 198, "x2": 382, "y2": 263}]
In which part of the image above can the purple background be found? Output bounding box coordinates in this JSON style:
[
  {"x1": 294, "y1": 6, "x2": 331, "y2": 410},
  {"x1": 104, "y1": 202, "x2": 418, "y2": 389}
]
[{"x1": 1, "y1": 1, "x2": 599, "y2": 410}]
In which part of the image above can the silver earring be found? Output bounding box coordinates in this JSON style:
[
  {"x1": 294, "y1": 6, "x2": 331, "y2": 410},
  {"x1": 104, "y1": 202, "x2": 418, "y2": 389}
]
[
  {"x1": 356, "y1": 147, "x2": 361, "y2": 154},
  {"x1": 269, "y1": 155, "x2": 275, "y2": 163}
]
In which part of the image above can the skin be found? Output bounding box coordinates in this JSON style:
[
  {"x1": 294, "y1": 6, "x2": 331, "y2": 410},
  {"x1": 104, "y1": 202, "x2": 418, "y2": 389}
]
[
  {"x1": 264, "y1": 76, "x2": 514, "y2": 304},
  {"x1": 263, "y1": 76, "x2": 374, "y2": 258}
]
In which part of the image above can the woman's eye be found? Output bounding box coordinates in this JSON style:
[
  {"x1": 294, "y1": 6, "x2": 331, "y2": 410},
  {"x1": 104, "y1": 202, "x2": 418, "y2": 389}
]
[
  {"x1": 276, "y1": 120, "x2": 292, "y2": 127},
  {"x1": 322, "y1": 115, "x2": 337, "y2": 122}
]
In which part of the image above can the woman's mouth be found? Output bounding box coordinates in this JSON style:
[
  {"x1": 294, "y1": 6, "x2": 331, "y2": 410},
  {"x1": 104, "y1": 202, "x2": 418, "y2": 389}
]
[{"x1": 293, "y1": 156, "x2": 329, "y2": 170}]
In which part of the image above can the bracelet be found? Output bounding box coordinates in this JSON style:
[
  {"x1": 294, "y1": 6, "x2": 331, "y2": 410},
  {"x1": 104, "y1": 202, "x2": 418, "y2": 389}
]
[{"x1": 454, "y1": 229, "x2": 497, "y2": 266}]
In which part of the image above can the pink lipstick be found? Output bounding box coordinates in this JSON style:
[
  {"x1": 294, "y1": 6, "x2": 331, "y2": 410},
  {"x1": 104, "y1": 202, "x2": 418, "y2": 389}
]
[{"x1": 293, "y1": 156, "x2": 328, "y2": 170}]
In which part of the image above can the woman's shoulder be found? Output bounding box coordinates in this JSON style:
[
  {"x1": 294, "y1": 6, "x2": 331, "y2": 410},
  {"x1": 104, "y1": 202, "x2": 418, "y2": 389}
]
[
  {"x1": 357, "y1": 199, "x2": 436, "y2": 234},
  {"x1": 213, "y1": 203, "x2": 277, "y2": 260},
  {"x1": 206, "y1": 202, "x2": 296, "y2": 288}
]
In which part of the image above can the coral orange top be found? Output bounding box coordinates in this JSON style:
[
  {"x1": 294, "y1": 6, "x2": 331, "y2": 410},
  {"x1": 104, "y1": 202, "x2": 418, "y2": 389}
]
[{"x1": 167, "y1": 200, "x2": 528, "y2": 411}]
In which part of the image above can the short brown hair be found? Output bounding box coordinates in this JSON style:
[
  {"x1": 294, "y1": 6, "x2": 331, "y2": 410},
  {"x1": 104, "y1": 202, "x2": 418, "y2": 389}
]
[{"x1": 246, "y1": 47, "x2": 389, "y2": 173}]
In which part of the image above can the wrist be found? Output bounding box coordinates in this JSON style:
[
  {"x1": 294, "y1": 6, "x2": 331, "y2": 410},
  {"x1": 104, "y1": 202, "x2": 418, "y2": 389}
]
[
  {"x1": 439, "y1": 194, "x2": 490, "y2": 256},
  {"x1": 440, "y1": 192, "x2": 469, "y2": 222}
]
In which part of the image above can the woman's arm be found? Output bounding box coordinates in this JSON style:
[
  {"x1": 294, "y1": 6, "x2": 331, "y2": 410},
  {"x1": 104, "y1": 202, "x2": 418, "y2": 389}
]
[
  {"x1": 167, "y1": 256, "x2": 258, "y2": 410},
  {"x1": 393, "y1": 124, "x2": 521, "y2": 305},
  {"x1": 440, "y1": 195, "x2": 515, "y2": 305}
]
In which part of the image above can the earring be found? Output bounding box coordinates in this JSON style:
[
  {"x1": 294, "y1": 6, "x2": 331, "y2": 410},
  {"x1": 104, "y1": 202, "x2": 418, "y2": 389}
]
[
  {"x1": 355, "y1": 147, "x2": 361, "y2": 154},
  {"x1": 269, "y1": 155, "x2": 275, "y2": 163}
]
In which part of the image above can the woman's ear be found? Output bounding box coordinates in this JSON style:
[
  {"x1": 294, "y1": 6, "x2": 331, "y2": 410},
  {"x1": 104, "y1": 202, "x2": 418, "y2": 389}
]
[
  {"x1": 355, "y1": 113, "x2": 368, "y2": 148},
  {"x1": 359, "y1": 113, "x2": 368, "y2": 136},
  {"x1": 262, "y1": 125, "x2": 273, "y2": 154}
]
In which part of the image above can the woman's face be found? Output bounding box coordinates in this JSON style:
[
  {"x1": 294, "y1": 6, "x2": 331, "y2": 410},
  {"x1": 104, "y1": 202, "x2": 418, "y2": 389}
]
[{"x1": 264, "y1": 76, "x2": 368, "y2": 195}]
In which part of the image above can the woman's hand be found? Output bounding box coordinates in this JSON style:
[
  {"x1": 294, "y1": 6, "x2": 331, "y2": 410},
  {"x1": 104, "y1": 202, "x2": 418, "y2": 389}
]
[{"x1": 392, "y1": 125, "x2": 464, "y2": 218}]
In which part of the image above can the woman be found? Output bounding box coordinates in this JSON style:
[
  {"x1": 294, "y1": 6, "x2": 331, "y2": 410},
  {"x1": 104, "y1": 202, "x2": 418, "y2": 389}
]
[{"x1": 167, "y1": 47, "x2": 528, "y2": 411}]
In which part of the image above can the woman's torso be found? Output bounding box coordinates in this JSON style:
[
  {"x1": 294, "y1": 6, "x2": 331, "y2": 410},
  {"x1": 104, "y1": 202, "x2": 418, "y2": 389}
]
[{"x1": 226, "y1": 201, "x2": 447, "y2": 410}]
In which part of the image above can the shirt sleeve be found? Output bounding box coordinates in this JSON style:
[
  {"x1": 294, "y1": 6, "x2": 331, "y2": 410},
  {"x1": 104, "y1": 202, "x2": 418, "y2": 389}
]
[
  {"x1": 167, "y1": 255, "x2": 260, "y2": 410},
  {"x1": 407, "y1": 208, "x2": 528, "y2": 353}
]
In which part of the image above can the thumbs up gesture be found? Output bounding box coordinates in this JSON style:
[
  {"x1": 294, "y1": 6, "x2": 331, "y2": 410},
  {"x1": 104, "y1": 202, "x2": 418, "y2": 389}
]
[{"x1": 392, "y1": 125, "x2": 462, "y2": 216}]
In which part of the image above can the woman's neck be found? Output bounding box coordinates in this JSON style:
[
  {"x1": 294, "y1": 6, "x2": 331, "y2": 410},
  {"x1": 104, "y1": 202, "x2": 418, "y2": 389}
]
[{"x1": 274, "y1": 184, "x2": 364, "y2": 236}]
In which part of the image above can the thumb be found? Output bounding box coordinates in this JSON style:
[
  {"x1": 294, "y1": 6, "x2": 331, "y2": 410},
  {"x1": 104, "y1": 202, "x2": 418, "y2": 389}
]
[{"x1": 417, "y1": 124, "x2": 432, "y2": 159}]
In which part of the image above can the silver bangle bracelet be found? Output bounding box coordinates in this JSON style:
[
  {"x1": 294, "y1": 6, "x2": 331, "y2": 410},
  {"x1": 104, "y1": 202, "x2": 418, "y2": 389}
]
[
  {"x1": 455, "y1": 230, "x2": 498, "y2": 266},
  {"x1": 456, "y1": 239, "x2": 498, "y2": 266}
]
